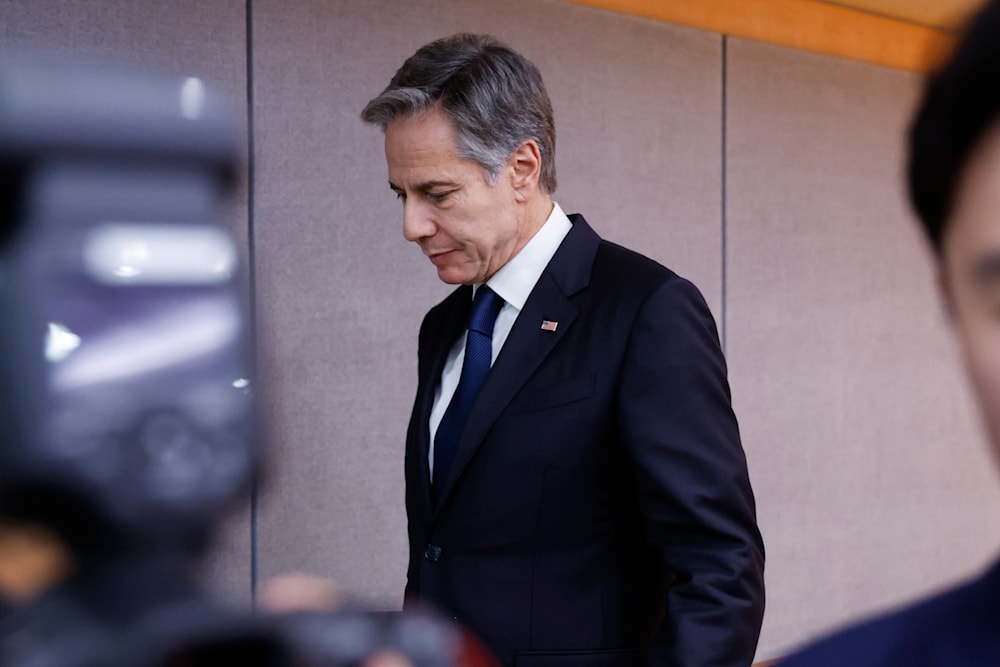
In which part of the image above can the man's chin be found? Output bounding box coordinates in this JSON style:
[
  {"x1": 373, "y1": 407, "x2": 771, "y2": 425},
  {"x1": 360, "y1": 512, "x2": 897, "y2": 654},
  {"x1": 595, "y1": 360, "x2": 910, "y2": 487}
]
[{"x1": 435, "y1": 267, "x2": 476, "y2": 285}]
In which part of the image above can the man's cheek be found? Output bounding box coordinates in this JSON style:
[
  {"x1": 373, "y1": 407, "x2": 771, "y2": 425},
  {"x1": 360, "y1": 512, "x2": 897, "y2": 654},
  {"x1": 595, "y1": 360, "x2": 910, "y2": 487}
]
[{"x1": 969, "y1": 342, "x2": 1000, "y2": 433}]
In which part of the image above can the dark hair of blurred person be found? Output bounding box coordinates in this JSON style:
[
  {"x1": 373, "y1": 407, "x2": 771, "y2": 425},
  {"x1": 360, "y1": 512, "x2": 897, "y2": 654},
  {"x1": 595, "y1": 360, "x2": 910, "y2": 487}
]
[{"x1": 782, "y1": 2, "x2": 1000, "y2": 665}]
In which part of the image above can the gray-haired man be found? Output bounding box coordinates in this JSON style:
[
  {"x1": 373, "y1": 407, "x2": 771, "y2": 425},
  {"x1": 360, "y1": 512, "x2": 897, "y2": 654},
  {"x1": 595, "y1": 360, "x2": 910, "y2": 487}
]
[{"x1": 362, "y1": 33, "x2": 764, "y2": 667}]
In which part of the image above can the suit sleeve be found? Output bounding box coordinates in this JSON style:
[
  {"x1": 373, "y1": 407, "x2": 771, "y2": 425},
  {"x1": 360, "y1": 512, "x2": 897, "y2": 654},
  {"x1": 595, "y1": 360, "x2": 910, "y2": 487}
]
[
  {"x1": 617, "y1": 276, "x2": 765, "y2": 667},
  {"x1": 404, "y1": 309, "x2": 435, "y2": 602}
]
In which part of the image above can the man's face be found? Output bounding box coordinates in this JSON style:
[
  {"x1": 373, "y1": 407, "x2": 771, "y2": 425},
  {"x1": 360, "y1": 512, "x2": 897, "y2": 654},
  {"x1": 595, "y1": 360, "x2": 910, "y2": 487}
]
[
  {"x1": 942, "y1": 123, "x2": 1000, "y2": 460},
  {"x1": 384, "y1": 107, "x2": 528, "y2": 285}
]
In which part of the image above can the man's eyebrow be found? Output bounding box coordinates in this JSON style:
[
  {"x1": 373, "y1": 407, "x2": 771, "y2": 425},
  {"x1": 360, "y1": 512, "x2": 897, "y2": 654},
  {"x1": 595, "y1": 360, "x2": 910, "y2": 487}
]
[
  {"x1": 971, "y1": 251, "x2": 1000, "y2": 287},
  {"x1": 388, "y1": 179, "x2": 457, "y2": 193}
]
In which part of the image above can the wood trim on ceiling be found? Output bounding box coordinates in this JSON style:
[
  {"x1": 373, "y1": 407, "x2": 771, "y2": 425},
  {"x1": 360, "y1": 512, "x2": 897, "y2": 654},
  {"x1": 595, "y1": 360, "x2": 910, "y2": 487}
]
[{"x1": 563, "y1": 0, "x2": 956, "y2": 73}]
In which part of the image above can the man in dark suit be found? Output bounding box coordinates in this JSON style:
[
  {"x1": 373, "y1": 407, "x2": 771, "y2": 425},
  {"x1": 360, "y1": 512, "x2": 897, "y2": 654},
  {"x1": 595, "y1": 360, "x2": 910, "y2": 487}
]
[
  {"x1": 780, "y1": 2, "x2": 1000, "y2": 665},
  {"x1": 361, "y1": 34, "x2": 764, "y2": 667}
]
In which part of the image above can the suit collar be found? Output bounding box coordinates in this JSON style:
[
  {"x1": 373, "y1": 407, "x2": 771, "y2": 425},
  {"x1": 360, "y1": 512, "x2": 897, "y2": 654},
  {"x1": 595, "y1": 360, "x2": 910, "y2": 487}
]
[
  {"x1": 486, "y1": 202, "x2": 573, "y2": 311},
  {"x1": 545, "y1": 213, "x2": 599, "y2": 297}
]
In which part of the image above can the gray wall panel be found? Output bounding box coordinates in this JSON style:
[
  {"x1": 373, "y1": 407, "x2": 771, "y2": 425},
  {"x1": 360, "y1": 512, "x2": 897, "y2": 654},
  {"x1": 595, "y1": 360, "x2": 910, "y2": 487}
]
[
  {"x1": 726, "y1": 38, "x2": 1000, "y2": 659},
  {"x1": 0, "y1": 0, "x2": 252, "y2": 604},
  {"x1": 7, "y1": 1, "x2": 995, "y2": 660},
  {"x1": 250, "y1": 0, "x2": 722, "y2": 607}
]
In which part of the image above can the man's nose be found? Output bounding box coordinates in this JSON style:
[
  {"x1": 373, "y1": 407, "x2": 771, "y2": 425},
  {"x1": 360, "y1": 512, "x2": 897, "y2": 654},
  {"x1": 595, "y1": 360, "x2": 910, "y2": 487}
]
[{"x1": 402, "y1": 200, "x2": 435, "y2": 242}]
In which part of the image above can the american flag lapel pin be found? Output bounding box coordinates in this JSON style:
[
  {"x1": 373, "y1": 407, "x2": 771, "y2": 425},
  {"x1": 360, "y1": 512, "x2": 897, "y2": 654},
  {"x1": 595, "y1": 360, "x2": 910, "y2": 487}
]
[{"x1": 540, "y1": 320, "x2": 558, "y2": 332}]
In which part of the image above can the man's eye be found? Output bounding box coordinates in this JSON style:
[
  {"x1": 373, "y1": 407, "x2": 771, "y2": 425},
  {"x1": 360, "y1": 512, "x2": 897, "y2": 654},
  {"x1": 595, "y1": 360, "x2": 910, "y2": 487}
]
[
  {"x1": 427, "y1": 192, "x2": 449, "y2": 203},
  {"x1": 394, "y1": 191, "x2": 406, "y2": 201}
]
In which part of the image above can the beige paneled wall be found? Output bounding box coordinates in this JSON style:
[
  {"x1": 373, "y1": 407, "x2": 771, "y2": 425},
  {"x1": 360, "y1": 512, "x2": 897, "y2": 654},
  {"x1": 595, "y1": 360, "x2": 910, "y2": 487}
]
[
  {"x1": 726, "y1": 39, "x2": 1000, "y2": 659},
  {"x1": 2, "y1": 0, "x2": 999, "y2": 663}
]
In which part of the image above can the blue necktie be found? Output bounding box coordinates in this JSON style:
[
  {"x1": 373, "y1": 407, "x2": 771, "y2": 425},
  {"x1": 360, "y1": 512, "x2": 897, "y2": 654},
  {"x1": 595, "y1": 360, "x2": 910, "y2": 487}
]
[{"x1": 433, "y1": 285, "x2": 504, "y2": 496}]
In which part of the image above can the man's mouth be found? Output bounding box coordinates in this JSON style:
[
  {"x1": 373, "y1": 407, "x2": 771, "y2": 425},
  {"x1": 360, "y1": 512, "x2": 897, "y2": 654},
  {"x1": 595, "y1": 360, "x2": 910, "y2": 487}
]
[{"x1": 428, "y1": 250, "x2": 454, "y2": 265}]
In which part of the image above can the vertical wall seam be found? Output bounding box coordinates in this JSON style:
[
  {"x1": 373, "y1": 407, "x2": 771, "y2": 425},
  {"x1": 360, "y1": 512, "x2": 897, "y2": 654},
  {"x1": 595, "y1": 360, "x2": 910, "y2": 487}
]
[
  {"x1": 721, "y1": 35, "x2": 728, "y2": 354},
  {"x1": 245, "y1": 0, "x2": 259, "y2": 607}
]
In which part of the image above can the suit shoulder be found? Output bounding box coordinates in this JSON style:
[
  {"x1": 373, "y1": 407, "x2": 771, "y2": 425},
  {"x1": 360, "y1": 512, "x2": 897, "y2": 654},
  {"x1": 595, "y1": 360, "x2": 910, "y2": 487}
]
[
  {"x1": 594, "y1": 239, "x2": 674, "y2": 281},
  {"x1": 780, "y1": 562, "x2": 1000, "y2": 666},
  {"x1": 593, "y1": 239, "x2": 706, "y2": 306}
]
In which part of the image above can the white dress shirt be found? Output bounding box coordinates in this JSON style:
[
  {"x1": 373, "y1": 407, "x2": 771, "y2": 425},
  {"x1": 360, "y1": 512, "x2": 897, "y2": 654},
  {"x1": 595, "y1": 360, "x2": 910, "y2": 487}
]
[{"x1": 427, "y1": 202, "x2": 573, "y2": 475}]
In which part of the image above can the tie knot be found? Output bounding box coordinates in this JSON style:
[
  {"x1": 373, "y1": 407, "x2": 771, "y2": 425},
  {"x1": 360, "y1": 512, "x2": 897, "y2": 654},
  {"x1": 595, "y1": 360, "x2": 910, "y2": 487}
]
[{"x1": 468, "y1": 286, "x2": 503, "y2": 336}]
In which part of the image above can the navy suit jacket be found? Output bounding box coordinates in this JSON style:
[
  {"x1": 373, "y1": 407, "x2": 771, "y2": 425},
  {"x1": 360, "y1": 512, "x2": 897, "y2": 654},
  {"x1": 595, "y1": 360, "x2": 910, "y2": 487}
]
[
  {"x1": 780, "y1": 559, "x2": 1000, "y2": 666},
  {"x1": 404, "y1": 215, "x2": 765, "y2": 666}
]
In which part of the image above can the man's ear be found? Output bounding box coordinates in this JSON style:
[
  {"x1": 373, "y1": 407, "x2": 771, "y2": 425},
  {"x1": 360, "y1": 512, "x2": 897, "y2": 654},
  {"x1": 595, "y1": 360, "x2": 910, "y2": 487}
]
[
  {"x1": 508, "y1": 140, "x2": 542, "y2": 201},
  {"x1": 937, "y1": 264, "x2": 957, "y2": 323}
]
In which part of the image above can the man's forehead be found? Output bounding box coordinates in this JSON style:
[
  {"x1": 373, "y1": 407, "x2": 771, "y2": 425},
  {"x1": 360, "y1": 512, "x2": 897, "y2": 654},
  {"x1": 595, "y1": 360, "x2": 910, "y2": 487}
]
[
  {"x1": 384, "y1": 113, "x2": 487, "y2": 189},
  {"x1": 385, "y1": 112, "x2": 460, "y2": 162},
  {"x1": 385, "y1": 107, "x2": 456, "y2": 144},
  {"x1": 385, "y1": 140, "x2": 466, "y2": 185}
]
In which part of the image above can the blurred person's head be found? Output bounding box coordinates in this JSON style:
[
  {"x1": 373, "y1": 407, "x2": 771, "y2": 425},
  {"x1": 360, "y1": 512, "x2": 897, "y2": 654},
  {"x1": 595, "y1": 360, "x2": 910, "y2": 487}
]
[
  {"x1": 909, "y1": 0, "x2": 1000, "y2": 460},
  {"x1": 361, "y1": 34, "x2": 556, "y2": 285}
]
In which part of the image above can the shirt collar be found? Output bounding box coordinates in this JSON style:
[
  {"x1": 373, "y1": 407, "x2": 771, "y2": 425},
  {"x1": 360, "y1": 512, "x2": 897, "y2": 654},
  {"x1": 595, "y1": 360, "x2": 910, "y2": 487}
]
[{"x1": 476, "y1": 202, "x2": 573, "y2": 311}]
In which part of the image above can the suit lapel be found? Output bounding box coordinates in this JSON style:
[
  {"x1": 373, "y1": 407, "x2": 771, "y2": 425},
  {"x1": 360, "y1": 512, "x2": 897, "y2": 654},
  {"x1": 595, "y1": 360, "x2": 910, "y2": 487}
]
[{"x1": 432, "y1": 215, "x2": 601, "y2": 511}]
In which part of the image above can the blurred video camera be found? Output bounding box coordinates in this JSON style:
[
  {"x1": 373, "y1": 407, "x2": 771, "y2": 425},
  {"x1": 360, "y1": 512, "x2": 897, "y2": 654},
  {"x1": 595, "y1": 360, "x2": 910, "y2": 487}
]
[{"x1": 0, "y1": 53, "x2": 491, "y2": 667}]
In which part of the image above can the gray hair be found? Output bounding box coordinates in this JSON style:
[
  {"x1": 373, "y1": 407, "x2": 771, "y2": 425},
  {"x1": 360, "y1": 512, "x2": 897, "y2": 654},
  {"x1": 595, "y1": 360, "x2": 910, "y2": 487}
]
[{"x1": 361, "y1": 33, "x2": 557, "y2": 193}]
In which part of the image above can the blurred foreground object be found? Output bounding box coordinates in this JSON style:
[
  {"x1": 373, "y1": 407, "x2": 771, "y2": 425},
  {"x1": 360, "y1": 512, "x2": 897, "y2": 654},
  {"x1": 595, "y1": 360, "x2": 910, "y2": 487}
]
[
  {"x1": 0, "y1": 49, "x2": 268, "y2": 667},
  {"x1": 0, "y1": 50, "x2": 250, "y2": 551},
  {"x1": 780, "y1": 1, "x2": 1000, "y2": 664},
  {"x1": 259, "y1": 573, "x2": 348, "y2": 614},
  {"x1": 0, "y1": 52, "x2": 494, "y2": 667}
]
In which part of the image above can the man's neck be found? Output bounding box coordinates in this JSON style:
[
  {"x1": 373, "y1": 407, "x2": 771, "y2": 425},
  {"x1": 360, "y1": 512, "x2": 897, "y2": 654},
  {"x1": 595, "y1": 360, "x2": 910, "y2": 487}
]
[{"x1": 521, "y1": 193, "x2": 554, "y2": 245}]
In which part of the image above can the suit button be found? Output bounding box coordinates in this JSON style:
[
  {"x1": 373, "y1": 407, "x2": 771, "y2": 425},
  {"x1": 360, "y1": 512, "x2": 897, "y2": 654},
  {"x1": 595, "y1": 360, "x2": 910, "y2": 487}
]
[{"x1": 424, "y1": 544, "x2": 442, "y2": 562}]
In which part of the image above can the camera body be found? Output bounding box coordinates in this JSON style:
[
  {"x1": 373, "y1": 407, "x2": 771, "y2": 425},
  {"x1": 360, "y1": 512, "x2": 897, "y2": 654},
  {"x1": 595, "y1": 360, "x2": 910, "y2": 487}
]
[
  {"x1": 0, "y1": 52, "x2": 489, "y2": 667},
  {"x1": 0, "y1": 53, "x2": 253, "y2": 551},
  {"x1": 0, "y1": 51, "x2": 267, "y2": 667}
]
